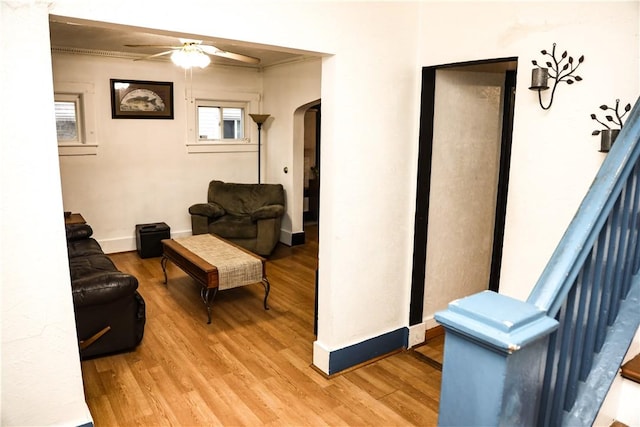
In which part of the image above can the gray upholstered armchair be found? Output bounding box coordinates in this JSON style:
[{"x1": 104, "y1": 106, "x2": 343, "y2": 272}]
[{"x1": 189, "y1": 180, "x2": 285, "y2": 256}]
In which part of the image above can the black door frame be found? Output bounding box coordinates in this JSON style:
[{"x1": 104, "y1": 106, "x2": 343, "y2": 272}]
[{"x1": 409, "y1": 58, "x2": 518, "y2": 326}]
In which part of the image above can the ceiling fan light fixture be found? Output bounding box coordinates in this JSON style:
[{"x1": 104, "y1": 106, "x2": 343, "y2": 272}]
[{"x1": 170, "y1": 48, "x2": 210, "y2": 69}]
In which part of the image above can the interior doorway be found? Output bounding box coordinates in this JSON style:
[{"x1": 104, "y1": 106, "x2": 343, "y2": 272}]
[
  {"x1": 409, "y1": 58, "x2": 517, "y2": 327},
  {"x1": 303, "y1": 103, "x2": 321, "y2": 227},
  {"x1": 300, "y1": 102, "x2": 321, "y2": 335}
]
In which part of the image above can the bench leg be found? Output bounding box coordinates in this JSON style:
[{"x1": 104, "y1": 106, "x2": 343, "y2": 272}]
[
  {"x1": 161, "y1": 256, "x2": 169, "y2": 284},
  {"x1": 201, "y1": 287, "x2": 218, "y2": 324},
  {"x1": 262, "y1": 277, "x2": 271, "y2": 310}
]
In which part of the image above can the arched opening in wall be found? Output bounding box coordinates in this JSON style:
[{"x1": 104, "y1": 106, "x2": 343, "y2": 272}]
[
  {"x1": 291, "y1": 99, "x2": 322, "y2": 239},
  {"x1": 293, "y1": 99, "x2": 321, "y2": 334},
  {"x1": 302, "y1": 103, "x2": 321, "y2": 229}
]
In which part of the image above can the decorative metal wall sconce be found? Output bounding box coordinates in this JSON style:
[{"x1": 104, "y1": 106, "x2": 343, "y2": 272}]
[
  {"x1": 529, "y1": 43, "x2": 585, "y2": 110},
  {"x1": 591, "y1": 99, "x2": 631, "y2": 152}
]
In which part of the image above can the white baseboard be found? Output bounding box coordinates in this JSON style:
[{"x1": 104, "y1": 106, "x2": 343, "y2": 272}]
[
  {"x1": 279, "y1": 229, "x2": 306, "y2": 246},
  {"x1": 280, "y1": 229, "x2": 293, "y2": 246},
  {"x1": 100, "y1": 228, "x2": 292, "y2": 254},
  {"x1": 425, "y1": 315, "x2": 440, "y2": 330},
  {"x1": 408, "y1": 323, "x2": 426, "y2": 348},
  {"x1": 313, "y1": 340, "x2": 330, "y2": 374},
  {"x1": 406, "y1": 316, "x2": 442, "y2": 348},
  {"x1": 98, "y1": 229, "x2": 192, "y2": 254}
]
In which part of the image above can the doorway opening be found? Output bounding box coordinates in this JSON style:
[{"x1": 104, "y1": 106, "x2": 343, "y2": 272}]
[
  {"x1": 303, "y1": 103, "x2": 321, "y2": 228},
  {"x1": 409, "y1": 58, "x2": 518, "y2": 328},
  {"x1": 301, "y1": 102, "x2": 321, "y2": 335}
]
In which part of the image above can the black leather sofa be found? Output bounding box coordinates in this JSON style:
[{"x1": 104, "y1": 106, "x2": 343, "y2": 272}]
[{"x1": 66, "y1": 223, "x2": 145, "y2": 359}]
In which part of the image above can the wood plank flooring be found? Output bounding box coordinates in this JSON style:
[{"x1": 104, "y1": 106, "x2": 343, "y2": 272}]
[{"x1": 81, "y1": 225, "x2": 441, "y2": 426}]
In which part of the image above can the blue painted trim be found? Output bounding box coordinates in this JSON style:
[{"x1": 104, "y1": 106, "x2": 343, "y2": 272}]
[
  {"x1": 77, "y1": 423, "x2": 94, "y2": 427},
  {"x1": 563, "y1": 275, "x2": 640, "y2": 426},
  {"x1": 435, "y1": 291, "x2": 558, "y2": 354},
  {"x1": 328, "y1": 327, "x2": 409, "y2": 374},
  {"x1": 528, "y1": 96, "x2": 640, "y2": 315}
]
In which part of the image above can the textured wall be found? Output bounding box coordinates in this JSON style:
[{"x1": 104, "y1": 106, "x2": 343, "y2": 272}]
[{"x1": 424, "y1": 69, "x2": 504, "y2": 317}]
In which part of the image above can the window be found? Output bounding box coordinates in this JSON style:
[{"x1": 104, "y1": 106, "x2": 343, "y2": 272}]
[
  {"x1": 186, "y1": 92, "x2": 258, "y2": 154},
  {"x1": 55, "y1": 93, "x2": 83, "y2": 144},
  {"x1": 196, "y1": 100, "x2": 246, "y2": 141}
]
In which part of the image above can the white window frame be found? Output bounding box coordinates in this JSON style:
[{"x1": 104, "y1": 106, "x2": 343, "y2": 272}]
[
  {"x1": 196, "y1": 100, "x2": 247, "y2": 142},
  {"x1": 187, "y1": 90, "x2": 260, "y2": 154},
  {"x1": 54, "y1": 82, "x2": 98, "y2": 156},
  {"x1": 55, "y1": 93, "x2": 84, "y2": 144}
]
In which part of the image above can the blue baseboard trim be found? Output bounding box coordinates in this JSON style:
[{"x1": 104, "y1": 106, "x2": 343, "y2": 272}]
[
  {"x1": 328, "y1": 327, "x2": 409, "y2": 374},
  {"x1": 77, "y1": 423, "x2": 94, "y2": 427}
]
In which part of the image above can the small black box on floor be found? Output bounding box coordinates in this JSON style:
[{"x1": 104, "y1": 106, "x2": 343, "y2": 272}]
[{"x1": 135, "y1": 222, "x2": 170, "y2": 258}]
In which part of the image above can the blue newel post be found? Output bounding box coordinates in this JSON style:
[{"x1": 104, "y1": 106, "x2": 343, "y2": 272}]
[{"x1": 435, "y1": 291, "x2": 558, "y2": 427}]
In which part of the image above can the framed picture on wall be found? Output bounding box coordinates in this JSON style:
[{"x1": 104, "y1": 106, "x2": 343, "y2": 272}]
[{"x1": 110, "y1": 79, "x2": 174, "y2": 119}]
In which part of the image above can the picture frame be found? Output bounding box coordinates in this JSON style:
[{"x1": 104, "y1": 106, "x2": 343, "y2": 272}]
[{"x1": 110, "y1": 79, "x2": 174, "y2": 119}]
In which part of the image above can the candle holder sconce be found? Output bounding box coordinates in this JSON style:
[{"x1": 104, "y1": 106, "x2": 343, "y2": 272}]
[
  {"x1": 529, "y1": 43, "x2": 585, "y2": 110},
  {"x1": 591, "y1": 99, "x2": 631, "y2": 152}
]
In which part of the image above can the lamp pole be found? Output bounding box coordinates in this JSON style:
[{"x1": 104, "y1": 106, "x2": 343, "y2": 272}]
[{"x1": 249, "y1": 114, "x2": 270, "y2": 184}]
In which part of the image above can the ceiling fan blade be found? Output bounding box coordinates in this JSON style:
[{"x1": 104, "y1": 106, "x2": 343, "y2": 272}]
[
  {"x1": 200, "y1": 44, "x2": 260, "y2": 64},
  {"x1": 212, "y1": 50, "x2": 261, "y2": 64},
  {"x1": 133, "y1": 50, "x2": 173, "y2": 61},
  {"x1": 125, "y1": 44, "x2": 180, "y2": 49}
]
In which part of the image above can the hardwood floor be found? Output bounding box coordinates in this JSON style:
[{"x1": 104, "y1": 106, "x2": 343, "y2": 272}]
[{"x1": 82, "y1": 225, "x2": 441, "y2": 426}]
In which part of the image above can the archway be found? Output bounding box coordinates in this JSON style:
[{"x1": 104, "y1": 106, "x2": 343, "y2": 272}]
[{"x1": 292, "y1": 99, "x2": 321, "y2": 244}]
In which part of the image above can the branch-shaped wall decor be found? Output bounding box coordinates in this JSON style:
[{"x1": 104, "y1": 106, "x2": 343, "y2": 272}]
[
  {"x1": 591, "y1": 99, "x2": 632, "y2": 135},
  {"x1": 530, "y1": 43, "x2": 585, "y2": 110},
  {"x1": 591, "y1": 99, "x2": 632, "y2": 152}
]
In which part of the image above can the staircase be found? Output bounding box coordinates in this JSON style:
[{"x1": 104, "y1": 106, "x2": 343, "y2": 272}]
[
  {"x1": 596, "y1": 329, "x2": 640, "y2": 426},
  {"x1": 435, "y1": 96, "x2": 640, "y2": 427},
  {"x1": 621, "y1": 354, "x2": 640, "y2": 384}
]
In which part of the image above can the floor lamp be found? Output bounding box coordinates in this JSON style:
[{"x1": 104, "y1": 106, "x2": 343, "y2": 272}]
[{"x1": 249, "y1": 114, "x2": 270, "y2": 183}]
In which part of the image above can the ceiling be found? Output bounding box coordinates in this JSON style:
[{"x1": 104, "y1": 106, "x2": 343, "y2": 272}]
[{"x1": 49, "y1": 16, "x2": 319, "y2": 69}]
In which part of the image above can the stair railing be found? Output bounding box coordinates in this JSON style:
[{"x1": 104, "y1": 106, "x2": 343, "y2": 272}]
[{"x1": 435, "y1": 97, "x2": 640, "y2": 427}]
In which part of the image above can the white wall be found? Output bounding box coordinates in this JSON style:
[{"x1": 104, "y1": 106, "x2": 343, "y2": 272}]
[
  {"x1": 1, "y1": 5, "x2": 638, "y2": 423},
  {"x1": 262, "y1": 59, "x2": 322, "y2": 240},
  {"x1": 1, "y1": 2, "x2": 92, "y2": 425},
  {"x1": 418, "y1": 1, "x2": 640, "y2": 304},
  {"x1": 54, "y1": 53, "x2": 262, "y2": 252},
  {"x1": 55, "y1": 56, "x2": 322, "y2": 253},
  {"x1": 50, "y1": 0, "x2": 422, "y2": 359}
]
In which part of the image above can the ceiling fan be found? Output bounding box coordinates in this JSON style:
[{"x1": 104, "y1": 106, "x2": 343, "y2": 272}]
[{"x1": 125, "y1": 39, "x2": 260, "y2": 68}]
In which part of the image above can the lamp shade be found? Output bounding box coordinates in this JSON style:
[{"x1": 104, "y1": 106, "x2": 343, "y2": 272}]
[{"x1": 249, "y1": 114, "x2": 270, "y2": 125}]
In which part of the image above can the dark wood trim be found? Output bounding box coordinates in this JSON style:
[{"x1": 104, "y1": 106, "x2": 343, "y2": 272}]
[
  {"x1": 313, "y1": 103, "x2": 321, "y2": 336},
  {"x1": 291, "y1": 232, "x2": 306, "y2": 246},
  {"x1": 410, "y1": 58, "x2": 518, "y2": 324},
  {"x1": 409, "y1": 67, "x2": 436, "y2": 326},
  {"x1": 488, "y1": 70, "x2": 517, "y2": 292},
  {"x1": 425, "y1": 325, "x2": 445, "y2": 341},
  {"x1": 427, "y1": 56, "x2": 517, "y2": 71}
]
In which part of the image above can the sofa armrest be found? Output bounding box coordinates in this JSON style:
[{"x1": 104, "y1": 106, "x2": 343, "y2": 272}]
[
  {"x1": 189, "y1": 202, "x2": 225, "y2": 219},
  {"x1": 72, "y1": 273, "x2": 139, "y2": 308},
  {"x1": 251, "y1": 204, "x2": 285, "y2": 221},
  {"x1": 66, "y1": 223, "x2": 94, "y2": 241}
]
